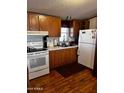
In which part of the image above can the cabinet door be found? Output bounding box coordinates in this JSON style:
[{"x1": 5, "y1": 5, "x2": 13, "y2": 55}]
[
  {"x1": 49, "y1": 17, "x2": 61, "y2": 37},
  {"x1": 73, "y1": 20, "x2": 80, "y2": 37},
  {"x1": 70, "y1": 48, "x2": 77, "y2": 63},
  {"x1": 49, "y1": 50, "x2": 61, "y2": 69},
  {"x1": 81, "y1": 19, "x2": 90, "y2": 29},
  {"x1": 61, "y1": 49, "x2": 70, "y2": 65},
  {"x1": 84, "y1": 20, "x2": 90, "y2": 29},
  {"x1": 27, "y1": 13, "x2": 30, "y2": 30},
  {"x1": 49, "y1": 48, "x2": 78, "y2": 69},
  {"x1": 28, "y1": 13, "x2": 39, "y2": 31},
  {"x1": 61, "y1": 48, "x2": 77, "y2": 65},
  {"x1": 89, "y1": 17, "x2": 97, "y2": 29},
  {"x1": 49, "y1": 51, "x2": 55, "y2": 69},
  {"x1": 39, "y1": 15, "x2": 51, "y2": 31}
]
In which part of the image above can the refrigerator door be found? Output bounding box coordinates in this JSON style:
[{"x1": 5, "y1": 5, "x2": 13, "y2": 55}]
[
  {"x1": 78, "y1": 43, "x2": 95, "y2": 69},
  {"x1": 79, "y1": 29, "x2": 96, "y2": 44}
]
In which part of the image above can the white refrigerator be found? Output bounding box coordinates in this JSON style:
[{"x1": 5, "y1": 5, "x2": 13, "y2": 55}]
[{"x1": 78, "y1": 29, "x2": 97, "y2": 69}]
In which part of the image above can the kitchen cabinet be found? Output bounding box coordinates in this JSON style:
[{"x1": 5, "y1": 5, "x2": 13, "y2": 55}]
[
  {"x1": 39, "y1": 15, "x2": 61, "y2": 37},
  {"x1": 28, "y1": 13, "x2": 39, "y2": 31},
  {"x1": 61, "y1": 20, "x2": 70, "y2": 27},
  {"x1": 61, "y1": 20, "x2": 82, "y2": 37},
  {"x1": 61, "y1": 49, "x2": 70, "y2": 66},
  {"x1": 82, "y1": 19, "x2": 90, "y2": 29},
  {"x1": 39, "y1": 15, "x2": 51, "y2": 31},
  {"x1": 49, "y1": 48, "x2": 77, "y2": 69},
  {"x1": 81, "y1": 17, "x2": 97, "y2": 29},
  {"x1": 89, "y1": 17, "x2": 97, "y2": 29},
  {"x1": 49, "y1": 50, "x2": 61, "y2": 69},
  {"x1": 70, "y1": 48, "x2": 77, "y2": 63},
  {"x1": 49, "y1": 17, "x2": 61, "y2": 37},
  {"x1": 27, "y1": 14, "x2": 30, "y2": 30},
  {"x1": 72, "y1": 20, "x2": 81, "y2": 37},
  {"x1": 27, "y1": 12, "x2": 61, "y2": 37}
]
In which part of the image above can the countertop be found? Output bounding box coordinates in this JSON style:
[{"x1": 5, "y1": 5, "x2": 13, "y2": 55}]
[{"x1": 48, "y1": 45, "x2": 78, "y2": 51}]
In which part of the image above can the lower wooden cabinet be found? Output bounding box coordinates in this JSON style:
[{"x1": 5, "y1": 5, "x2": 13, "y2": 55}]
[
  {"x1": 49, "y1": 50, "x2": 61, "y2": 69},
  {"x1": 49, "y1": 48, "x2": 77, "y2": 69}
]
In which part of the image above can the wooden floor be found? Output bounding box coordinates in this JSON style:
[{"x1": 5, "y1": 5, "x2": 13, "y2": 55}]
[{"x1": 28, "y1": 68, "x2": 97, "y2": 93}]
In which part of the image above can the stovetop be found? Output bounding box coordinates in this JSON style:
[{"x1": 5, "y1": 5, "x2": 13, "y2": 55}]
[{"x1": 27, "y1": 47, "x2": 48, "y2": 53}]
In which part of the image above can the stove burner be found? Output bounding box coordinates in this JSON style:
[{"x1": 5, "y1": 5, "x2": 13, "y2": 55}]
[{"x1": 27, "y1": 47, "x2": 47, "y2": 53}]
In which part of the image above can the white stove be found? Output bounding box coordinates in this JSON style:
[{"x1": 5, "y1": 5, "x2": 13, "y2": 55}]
[{"x1": 27, "y1": 46, "x2": 49, "y2": 80}]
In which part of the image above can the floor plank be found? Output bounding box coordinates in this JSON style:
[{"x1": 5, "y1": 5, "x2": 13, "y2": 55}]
[{"x1": 28, "y1": 68, "x2": 97, "y2": 93}]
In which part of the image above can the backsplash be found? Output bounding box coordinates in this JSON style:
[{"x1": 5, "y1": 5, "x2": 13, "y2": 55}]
[
  {"x1": 27, "y1": 35, "x2": 78, "y2": 48},
  {"x1": 47, "y1": 36, "x2": 76, "y2": 47},
  {"x1": 27, "y1": 35, "x2": 44, "y2": 48},
  {"x1": 27, "y1": 35, "x2": 43, "y2": 42},
  {"x1": 47, "y1": 37, "x2": 59, "y2": 47}
]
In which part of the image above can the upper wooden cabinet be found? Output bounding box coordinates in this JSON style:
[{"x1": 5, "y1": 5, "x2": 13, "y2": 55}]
[
  {"x1": 27, "y1": 12, "x2": 61, "y2": 37},
  {"x1": 27, "y1": 14, "x2": 29, "y2": 30},
  {"x1": 72, "y1": 20, "x2": 81, "y2": 37},
  {"x1": 82, "y1": 19, "x2": 90, "y2": 29},
  {"x1": 61, "y1": 20, "x2": 70, "y2": 27},
  {"x1": 28, "y1": 13, "x2": 39, "y2": 31},
  {"x1": 39, "y1": 15, "x2": 61, "y2": 36},
  {"x1": 49, "y1": 17, "x2": 61, "y2": 37},
  {"x1": 81, "y1": 17, "x2": 97, "y2": 29},
  {"x1": 89, "y1": 17, "x2": 97, "y2": 29},
  {"x1": 39, "y1": 15, "x2": 51, "y2": 31},
  {"x1": 61, "y1": 20, "x2": 82, "y2": 37}
]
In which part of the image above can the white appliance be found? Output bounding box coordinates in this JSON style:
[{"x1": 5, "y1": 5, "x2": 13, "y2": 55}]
[
  {"x1": 27, "y1": 50, "x2": 49, "y2": 80},
  {"x1": 78, "y1": 29, "x2": 97, "y2": 69}
]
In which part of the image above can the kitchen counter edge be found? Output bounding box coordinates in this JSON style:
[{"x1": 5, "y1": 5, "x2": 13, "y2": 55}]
[{"x1": 48, "y1": 45, "x2": 78, "y2": 51}]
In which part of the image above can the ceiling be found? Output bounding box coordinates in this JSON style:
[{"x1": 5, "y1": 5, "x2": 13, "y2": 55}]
[{"x1": 27, "y1": 0, "x2": 97, "y2": 20}]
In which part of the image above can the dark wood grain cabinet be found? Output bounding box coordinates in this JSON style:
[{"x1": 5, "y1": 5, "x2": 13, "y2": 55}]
[
  {"x1": 82, "y1": 19, "x2": 90, "y2": 29},
  {"x1": 27, "y1": 12, "x2": 61, "y2": 37},
  {"x1": 49, "y1": 50, "x2": 61, "y2": 69},
  {"x1": 39, "y1": 15, "x2": 51, "y2": 31},
  {"x1": 61, "y1": 20, "x2": 70, "y2": 27},
  {"x1": 72, "y1": 20, "x2": 81, "y2": 37},
  {"x1": 28, "y1": 13, "x2": 39, "y2": 31},
  {"x1": 49, "y1": 48, "x2": 77, "y2": 69},
  {"x1": 61, "y1": 20, "x2": 82, "y2": 37},
  {"x1": 49, "y1": 17, "x2": 61, "y2": 37},
  {"x1": 27, "y1": 14, "x2": 30, "y2": 30}
]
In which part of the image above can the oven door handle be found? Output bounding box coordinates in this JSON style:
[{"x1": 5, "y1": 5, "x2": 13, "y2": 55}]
[
  {"x1": 35, "y1": 52, "x2": 48, "y2": 55},
  {"x1": 35, "y1": 52, "x2": 41, "y2": 54}
]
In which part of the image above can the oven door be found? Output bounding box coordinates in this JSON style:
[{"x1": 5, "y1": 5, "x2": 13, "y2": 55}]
[{"x1": 27, "y1": 52, "x2": 49, "y2": 73}]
